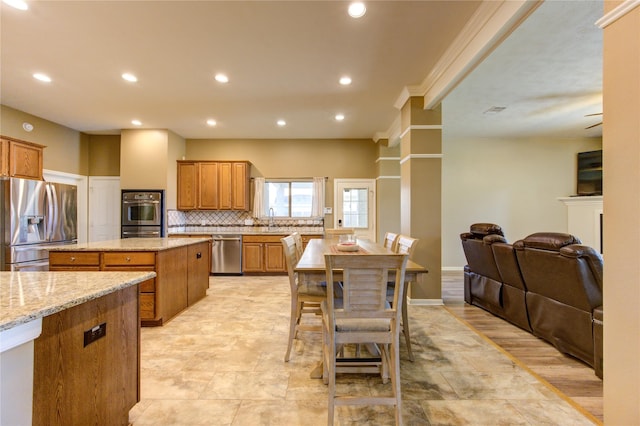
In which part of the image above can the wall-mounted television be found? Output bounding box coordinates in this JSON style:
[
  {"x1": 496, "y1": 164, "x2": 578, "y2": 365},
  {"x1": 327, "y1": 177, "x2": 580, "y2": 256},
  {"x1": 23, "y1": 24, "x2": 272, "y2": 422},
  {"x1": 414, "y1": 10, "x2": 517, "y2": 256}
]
[{"x1": 577, "y1": 150, "x2": 602, "y2": 196}]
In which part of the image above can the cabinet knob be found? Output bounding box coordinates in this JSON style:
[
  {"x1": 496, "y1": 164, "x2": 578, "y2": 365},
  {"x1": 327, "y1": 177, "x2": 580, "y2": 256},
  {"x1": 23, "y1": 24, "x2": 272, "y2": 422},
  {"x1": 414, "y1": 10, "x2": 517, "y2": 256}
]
[
  {"x1": 70, "y1": 256, "x2": 76, "y2": 262},
  {"x1": 196, "y1": 252, "x2": 202, "y2": 259},
  {"x1": 125, "y1": 257, "x2": 131, "y2": 262}
]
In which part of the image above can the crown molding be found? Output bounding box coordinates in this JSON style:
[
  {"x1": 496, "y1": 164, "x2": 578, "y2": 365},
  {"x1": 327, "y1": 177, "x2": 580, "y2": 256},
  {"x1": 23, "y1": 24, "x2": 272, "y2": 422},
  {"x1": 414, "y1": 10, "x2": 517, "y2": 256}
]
[
  {"x1": 596, "y1": 0, "x2": 640, "y2": 28},
  {"x1": 399, "y1": 124, "x2": 443, "y2": 139},
  {"x1": 400, "y1": 153, "x2": 443, "y2": 165}
]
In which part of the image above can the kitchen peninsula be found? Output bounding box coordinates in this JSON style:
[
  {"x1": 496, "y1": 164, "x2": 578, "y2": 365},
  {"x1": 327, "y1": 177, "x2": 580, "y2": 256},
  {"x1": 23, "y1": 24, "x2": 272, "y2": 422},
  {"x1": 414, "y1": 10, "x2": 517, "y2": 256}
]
[
  {"x1": 0, "y1": 270, "x2": 155, "y2": 426},
  {"x1": 48, "y1": 237, "x2": 211, "y2": 326}
]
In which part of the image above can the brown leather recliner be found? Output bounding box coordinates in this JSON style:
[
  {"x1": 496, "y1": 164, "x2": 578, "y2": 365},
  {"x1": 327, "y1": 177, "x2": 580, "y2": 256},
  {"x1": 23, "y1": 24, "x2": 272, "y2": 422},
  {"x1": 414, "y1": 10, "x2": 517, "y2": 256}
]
[
  {"x1": 460, "y1": 223, "x2": 505, "y2": 310},
  {"x1": 514, "y1": 232, "x2": 603, "y2": 370},
  {"x1": 461, "y1": 223, "x2": 531, "y2": 332}
]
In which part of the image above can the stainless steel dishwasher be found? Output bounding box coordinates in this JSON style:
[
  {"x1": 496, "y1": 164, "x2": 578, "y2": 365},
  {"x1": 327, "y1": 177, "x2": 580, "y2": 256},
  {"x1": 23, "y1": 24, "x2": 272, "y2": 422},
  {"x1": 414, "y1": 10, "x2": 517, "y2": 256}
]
[{"x1": 211, "y1": 234, "x2": 243, "y2": 274}]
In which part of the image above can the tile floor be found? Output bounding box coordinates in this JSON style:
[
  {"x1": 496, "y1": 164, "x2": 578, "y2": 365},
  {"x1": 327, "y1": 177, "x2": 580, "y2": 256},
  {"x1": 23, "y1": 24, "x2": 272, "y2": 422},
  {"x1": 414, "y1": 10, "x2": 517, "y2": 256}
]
[{"x1": 129, "y1": 275, "x2": 597, "y2": 425}]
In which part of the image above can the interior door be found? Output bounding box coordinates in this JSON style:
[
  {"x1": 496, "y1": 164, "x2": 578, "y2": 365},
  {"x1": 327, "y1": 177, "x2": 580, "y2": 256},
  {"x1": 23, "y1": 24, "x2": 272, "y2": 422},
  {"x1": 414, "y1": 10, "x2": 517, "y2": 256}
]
[
  {"x1": 88, "y1": 177, "x2": 120, "y2": 242},
  {"x1": 334, "y1": 179, "x2": 376, "y2": 241}
]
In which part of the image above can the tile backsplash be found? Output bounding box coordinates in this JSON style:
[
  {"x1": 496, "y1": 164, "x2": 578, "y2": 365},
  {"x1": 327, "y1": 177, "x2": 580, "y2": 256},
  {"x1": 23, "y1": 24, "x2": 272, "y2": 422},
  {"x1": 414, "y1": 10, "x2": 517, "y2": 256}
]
[{"x1": 168, "y1": 210, "x2": 324, "y2": 233}]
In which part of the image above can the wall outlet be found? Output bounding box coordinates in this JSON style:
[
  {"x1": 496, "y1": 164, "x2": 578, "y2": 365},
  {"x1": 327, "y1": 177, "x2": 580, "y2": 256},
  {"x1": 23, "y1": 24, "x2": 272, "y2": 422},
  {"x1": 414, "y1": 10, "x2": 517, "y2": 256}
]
[{"x1": 324, "y1": 207, "x2": 332, "y2": 214}]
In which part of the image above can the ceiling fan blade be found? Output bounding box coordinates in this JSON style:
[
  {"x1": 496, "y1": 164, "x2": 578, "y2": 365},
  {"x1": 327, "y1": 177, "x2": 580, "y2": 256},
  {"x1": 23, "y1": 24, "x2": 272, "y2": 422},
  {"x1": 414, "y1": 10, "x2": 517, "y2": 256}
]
[
  {"x1": 585, "y1": 112, "x2": 603, "y2": 117},
  {"x1": 585, "y1": 122, "x2": 603, "y2": 129}
]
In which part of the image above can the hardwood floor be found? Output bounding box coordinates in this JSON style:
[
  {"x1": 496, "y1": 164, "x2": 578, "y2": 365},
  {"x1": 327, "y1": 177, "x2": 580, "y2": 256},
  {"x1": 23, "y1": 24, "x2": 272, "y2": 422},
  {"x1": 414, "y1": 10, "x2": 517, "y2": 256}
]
[{"x1": 441, "y1": 271, "x2": 603, "y2": 423}]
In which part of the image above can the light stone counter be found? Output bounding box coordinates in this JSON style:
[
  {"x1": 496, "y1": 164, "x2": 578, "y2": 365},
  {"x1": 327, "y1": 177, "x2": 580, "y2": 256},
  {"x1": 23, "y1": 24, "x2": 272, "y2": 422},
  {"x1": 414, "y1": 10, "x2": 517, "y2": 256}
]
[
  {"x1": 0, "y1": 271, "x2": 155, "y2": 332},
  {"x1": 46, "y1": 237, "x2": 211, "y2": 252}
]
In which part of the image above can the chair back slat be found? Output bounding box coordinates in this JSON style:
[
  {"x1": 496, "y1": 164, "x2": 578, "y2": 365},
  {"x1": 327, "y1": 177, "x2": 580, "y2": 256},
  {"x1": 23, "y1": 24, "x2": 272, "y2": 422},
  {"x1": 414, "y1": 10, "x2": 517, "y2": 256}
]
[
  {"x1": 395, "y1": 235, "x2": 419, "y2": 259},
  {"x1": 383, "y1": 232, "x2": 399, "y2": 252},
  {"x1": 325, "y1": 254, "x2": 408, "y2": 321}
]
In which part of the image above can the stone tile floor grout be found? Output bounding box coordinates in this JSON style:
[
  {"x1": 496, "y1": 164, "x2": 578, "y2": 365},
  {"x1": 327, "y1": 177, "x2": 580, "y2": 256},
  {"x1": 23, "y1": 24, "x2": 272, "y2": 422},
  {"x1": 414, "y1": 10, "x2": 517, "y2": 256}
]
[{"x1": 129, "y1": 275, "x2": 598, "y2": 425}]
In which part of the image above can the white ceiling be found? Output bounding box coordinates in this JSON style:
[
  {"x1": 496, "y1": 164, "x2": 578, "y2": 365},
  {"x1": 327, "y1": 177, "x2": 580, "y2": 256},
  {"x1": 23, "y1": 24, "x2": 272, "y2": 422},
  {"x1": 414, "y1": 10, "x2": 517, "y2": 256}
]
[{"x1": 1, "y1": 1, "x2": 602, "y2": 141}]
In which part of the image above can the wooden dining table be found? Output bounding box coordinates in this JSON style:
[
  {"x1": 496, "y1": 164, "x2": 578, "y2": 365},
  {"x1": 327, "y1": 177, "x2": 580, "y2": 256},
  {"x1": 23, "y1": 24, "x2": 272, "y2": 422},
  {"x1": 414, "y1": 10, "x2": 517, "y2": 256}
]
[
  {"x1": 294, "y1": 237, "x2": 428, "y2": 379},
  {"x1": 295, "y1": 237, "x2": 428, "y2": 283}
]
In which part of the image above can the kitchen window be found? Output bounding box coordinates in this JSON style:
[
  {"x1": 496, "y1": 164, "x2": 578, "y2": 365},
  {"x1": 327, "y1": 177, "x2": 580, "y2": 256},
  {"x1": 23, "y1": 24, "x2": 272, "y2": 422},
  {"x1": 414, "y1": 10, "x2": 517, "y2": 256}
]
[{"x1": 264, "y1": 180, "x2": 313, "y2": 217}]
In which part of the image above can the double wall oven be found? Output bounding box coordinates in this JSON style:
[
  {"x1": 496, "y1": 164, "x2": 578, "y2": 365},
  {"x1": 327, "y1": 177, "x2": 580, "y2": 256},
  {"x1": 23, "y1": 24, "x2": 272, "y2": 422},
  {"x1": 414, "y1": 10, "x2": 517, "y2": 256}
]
[{"x1": 121, "y1": 190, "x2": 164, "y2": 238}]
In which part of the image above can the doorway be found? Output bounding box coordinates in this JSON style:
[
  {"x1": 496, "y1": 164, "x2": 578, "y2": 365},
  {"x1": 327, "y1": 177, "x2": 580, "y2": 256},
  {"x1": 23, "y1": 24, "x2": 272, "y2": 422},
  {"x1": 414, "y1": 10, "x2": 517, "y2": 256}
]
[{"x1": 333, "y1": 179, "x2": 376, "y2": 241}]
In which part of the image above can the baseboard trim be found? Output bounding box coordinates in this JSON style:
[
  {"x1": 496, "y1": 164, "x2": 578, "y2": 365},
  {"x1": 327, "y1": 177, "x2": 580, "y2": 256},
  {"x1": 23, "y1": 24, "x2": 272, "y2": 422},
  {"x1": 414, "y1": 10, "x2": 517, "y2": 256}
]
[{"x1": 408, "y1": 297, "x2": 444, "y2": 306}]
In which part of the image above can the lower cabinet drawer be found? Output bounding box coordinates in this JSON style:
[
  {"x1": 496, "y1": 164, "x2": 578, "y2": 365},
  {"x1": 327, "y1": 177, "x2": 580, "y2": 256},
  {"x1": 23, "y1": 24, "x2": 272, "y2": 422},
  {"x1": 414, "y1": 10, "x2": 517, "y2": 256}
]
[
  {"x1": 49, "y1": 251, "x2": 99, "y2": 267},
  {"x1": 103, "y1": 252, "x2": 156, "y2": 266},
  {"x1": 140, "y1": 293, "x2": 155, "y2": 319}
]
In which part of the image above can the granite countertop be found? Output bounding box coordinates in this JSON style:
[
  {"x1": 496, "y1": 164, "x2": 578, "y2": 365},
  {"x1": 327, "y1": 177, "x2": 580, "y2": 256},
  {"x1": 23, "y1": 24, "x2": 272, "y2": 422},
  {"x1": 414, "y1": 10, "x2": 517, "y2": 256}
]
[
  {"x1": 46, "y1": 237, "x2": 212, "y2": 252},
  {"x1": 0, "y1": 271, "x2": 156, "y2": 331}
]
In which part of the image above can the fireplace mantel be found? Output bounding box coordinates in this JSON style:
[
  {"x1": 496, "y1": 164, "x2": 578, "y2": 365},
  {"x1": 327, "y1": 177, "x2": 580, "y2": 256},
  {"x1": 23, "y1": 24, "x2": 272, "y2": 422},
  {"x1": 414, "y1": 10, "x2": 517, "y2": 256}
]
[{"x1": 558, "y1": 196, "x2": 603, "y2": 253}]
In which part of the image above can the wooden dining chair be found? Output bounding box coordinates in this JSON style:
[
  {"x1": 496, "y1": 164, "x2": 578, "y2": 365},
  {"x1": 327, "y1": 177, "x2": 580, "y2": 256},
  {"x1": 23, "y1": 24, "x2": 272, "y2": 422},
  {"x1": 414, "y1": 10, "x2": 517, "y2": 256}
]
[
  {"x1": 383, "y1": 232, "x2": 399, "y2": 252},
  {"x1": 282, "y1": 234, "x2": 326, "y2": 362},
  {"x1": 324, "y1": 228, "x2": 355, "y2": 238},
  {"x1": 322, "y1": 253, "x2": 408, "y2": 426},
  {"x1": 291, "y1": 231, "x2": 304, "y2": 260},
  {"x1": 389, "y1": 235, "x2": 419, "y2": 361}
]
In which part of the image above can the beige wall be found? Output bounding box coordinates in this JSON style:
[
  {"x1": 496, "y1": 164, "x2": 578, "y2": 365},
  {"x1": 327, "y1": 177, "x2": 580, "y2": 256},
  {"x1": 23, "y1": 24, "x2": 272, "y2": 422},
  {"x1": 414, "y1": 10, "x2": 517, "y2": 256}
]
[
  {"x1": 602, "y1": 1, "x2": 640, "y2": 423},
  {"x1": 441, "y1": 134, "x2": 602, "y2": 268},
  {"x1": 1, "y1": 105, "x2": 88, "y2": 176},
  {"x1": 87, "y1": 135, "x2": 120, "y2": 176}
]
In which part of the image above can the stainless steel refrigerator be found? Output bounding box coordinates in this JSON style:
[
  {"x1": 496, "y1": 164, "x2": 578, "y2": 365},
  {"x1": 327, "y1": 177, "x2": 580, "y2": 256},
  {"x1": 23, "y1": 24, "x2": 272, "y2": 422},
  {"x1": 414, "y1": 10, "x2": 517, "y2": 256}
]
[{"x1": 1, "y1": 177, "x2": 77, "y2": 271}]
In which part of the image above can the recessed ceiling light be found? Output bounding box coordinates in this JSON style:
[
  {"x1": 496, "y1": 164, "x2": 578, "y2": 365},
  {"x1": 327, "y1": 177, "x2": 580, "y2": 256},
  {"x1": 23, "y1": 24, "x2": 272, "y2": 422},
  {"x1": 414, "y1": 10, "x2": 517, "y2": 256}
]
[
  {"x1": 131, "y1": 119, "x2": 142, "y2": 126},
  {"x1": 335, "y1": 114, "x2": 345, "y2": 121},
  {"x1": 277, "y1": 119, "x2": 286, "y2": 127},
  {"x1": 3, "y1": 0, "x2": 28, "y2": 10},
  {"x1": 214, "y1": 73, "x2": 229, "y2": 83},
  {"x1": 339, "y1": 76, "x2": 352, "y2": 86},
  {"x1": 348, "y1": 2, "x2": 366, "y2": 18},
  {"x1": 122, "y1": 73, "x2": 138, "y2": 82},
  {"x1": 206, "y1": 119, "x2": 217, "y2": 127},
  {"x1": 33, "y1": 73, "x2": 51, "y2": 83}
]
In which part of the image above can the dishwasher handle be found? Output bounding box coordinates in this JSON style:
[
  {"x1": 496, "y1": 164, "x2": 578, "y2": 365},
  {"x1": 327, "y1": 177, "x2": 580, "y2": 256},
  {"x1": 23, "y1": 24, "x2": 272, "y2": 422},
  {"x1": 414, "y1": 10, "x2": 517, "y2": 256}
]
[{"x1": 213, "y1": 237, "x2": 242, "y2": 241}]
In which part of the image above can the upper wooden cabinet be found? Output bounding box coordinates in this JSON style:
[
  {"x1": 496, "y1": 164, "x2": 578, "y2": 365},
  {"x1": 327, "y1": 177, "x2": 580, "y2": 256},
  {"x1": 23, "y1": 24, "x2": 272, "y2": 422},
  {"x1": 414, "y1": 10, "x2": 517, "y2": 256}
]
[
  {"x1": 1, "y1": 136, "x2": 45, "y2": 180},
  {"x1": 177, "y1": 160, "x2": 250, "y2": 211}
]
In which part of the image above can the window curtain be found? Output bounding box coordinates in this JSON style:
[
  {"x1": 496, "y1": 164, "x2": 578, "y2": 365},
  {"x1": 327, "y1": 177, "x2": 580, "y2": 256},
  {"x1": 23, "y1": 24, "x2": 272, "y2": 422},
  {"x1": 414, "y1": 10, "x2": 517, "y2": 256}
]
[
  {"x1": 311, "y1": 177, "x2": 325, "y2": 218},
  {"x1": 252, "y1": 177, "x2": 265, "y2": 219}
]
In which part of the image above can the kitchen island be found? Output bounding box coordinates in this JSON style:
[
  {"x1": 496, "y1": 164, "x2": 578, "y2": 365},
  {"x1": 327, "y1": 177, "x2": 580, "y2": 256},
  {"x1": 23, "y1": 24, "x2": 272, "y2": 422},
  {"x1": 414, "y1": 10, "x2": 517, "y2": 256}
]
[
  {"x1": 0, "y1": 270, "x2": 155, "y2": 426},
  {"x1": 48, "y1": 237, "x2": 212, "y2": 326}
]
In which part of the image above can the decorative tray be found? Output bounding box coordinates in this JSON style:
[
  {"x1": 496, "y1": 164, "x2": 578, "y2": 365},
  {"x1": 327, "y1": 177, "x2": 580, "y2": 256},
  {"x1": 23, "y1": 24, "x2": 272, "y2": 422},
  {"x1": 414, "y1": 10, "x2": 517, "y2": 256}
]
[{"x1": 336, "y1": 242, "x2": 359, "y2": 252}]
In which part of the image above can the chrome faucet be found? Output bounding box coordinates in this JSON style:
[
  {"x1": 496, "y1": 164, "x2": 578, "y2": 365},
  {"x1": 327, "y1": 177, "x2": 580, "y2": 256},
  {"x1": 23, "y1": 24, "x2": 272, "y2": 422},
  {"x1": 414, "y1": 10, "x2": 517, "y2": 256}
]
[{"x1": 269, "y1": 207, "x2": 275, "y2": 229}]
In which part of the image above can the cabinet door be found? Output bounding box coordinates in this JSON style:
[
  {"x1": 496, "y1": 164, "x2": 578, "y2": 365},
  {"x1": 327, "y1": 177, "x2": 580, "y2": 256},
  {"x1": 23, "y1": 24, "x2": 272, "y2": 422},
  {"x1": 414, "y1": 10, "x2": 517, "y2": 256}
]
[
  {"x1": 177, "y1": 161, "x2": 198, "y2": 210},
  {"x1": 232, "y1": 162, "x2": 249, "y2": 210},
  {"x1": 7, "y1": 139, "x2": 44, "y2": 180},
  {"x1": 265, "y1": 242, "x2": 285, "y2": 272},
  {"x1": 242, "y1": 242, "x2": 264, "y2": 272},
  {"x1": 187, "y1": 242, "x2": 210, "y2": 305},
  {"x1": 1, "y1": 138, "x2": 8, "y2": 176},
  {"x1": 218, "y1": 162, "x2": 233, "y2": 210},
  {"x1": 198, "y1": 162, "x2": 219, "y2": 209}
]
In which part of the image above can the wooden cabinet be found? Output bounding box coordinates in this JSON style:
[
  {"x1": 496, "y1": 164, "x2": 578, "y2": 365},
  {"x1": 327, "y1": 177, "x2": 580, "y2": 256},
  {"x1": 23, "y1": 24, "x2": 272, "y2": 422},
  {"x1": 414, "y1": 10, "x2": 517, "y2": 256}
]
[
  {"x1": 176, "y1": 161, "x2": 198, "y2": 210},
  {"x1": 242, "y1": 241, "x2": 265, "y2": 272},
  {"x1": 242, "y1": 235, "x2": 286, "y2": 274},
  {"x1": 33, "y1": 284, "x2": 140, "y2": 426},
  {"x1": 1, "y1": 136, "x2": 45, "y2": 180},
  {"x1": 177, "y1": 160, "x2": 250, "y2": 211},
  {"x1": 49, "y1": 241, "x2": 210, "y2": 326}
]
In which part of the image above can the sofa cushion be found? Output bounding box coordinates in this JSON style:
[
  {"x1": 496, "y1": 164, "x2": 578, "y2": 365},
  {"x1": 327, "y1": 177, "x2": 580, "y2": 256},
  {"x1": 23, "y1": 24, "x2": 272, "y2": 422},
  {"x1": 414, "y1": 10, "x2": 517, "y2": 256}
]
[
  {"x1": 516, "y1": 232, "x2": 581, "y2": 251},
  {"x1": 470, "y1": 223, "x2": 504, "y2": 238}
]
